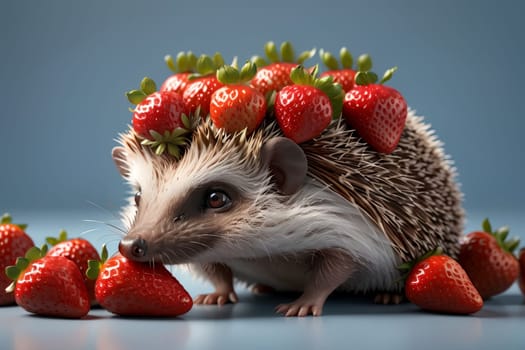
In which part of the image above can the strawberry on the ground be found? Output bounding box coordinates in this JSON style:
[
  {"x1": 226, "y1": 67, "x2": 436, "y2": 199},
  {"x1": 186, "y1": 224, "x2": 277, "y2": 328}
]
[
  {"x1": 342, "y1": 58, "x2": 407, "y2": 154},
  {"x1": 210, "y1": 62, "x2": 266, "y2": 134},
  {"x1": 274, "y1": 65, "x2": 344, "y2": 143},
  {"x1": 401, "y1": 248, "x2": 483, "y2": 314},
  {"x1": 182, "y1": 53, "x2": 226, "y2": 117},
  {"x1": 458, "y1": 218, "x2": 520, "y2": 299},
  {"x1": 250, "y1": 41, "x2": 316, "y2": 97},
  {"x1": 319, "y1": 47, "x2": 360, "y2": 92},
  {"x1": 0, "y1": 214, "x2": 34, "y2": 306},
  {"x1": 518, "y1": 248, "x2": 525, "y2": 296},
  {"x1": 87, "y1": 246, "x2": 192, "y2": 317},
  {"x1": 127, "y1": 77, "x2": 196, "y2": 158},
  {"x1": 46, "y1": 230, "x2": 100, "y2": 305},
  {"x1": 160, "y1": 51, "x2": 197, "y2": 94},
  {"x1": 5, "y1": 245, "x2": 90, "y2": 318}
]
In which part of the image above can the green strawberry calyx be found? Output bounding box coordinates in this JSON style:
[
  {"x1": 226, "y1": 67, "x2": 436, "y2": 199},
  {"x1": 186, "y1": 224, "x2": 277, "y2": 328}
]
[
  {"x1": 251, "y1": 41, "x2": 316, "y2": 68},
  {"x1": 164, "y1": 51, "x2": 197, "y2": 74},
  {"x1": 45, "y1": 229, "x2": 68, "y2": 246},
  {"x1": 319, "y1": 47, "x2": 354, "y2": 71},
  {"x1": 289, "y1": 65, "x2": 345, "y2": 119},
  {"x1": 85, "y1": 244, "x2": 109, "y2": 281},
  {"x1": 216, "y1": 61, "x2": 258, "y2": 85},
  {"x1": 140, "y1": 109, "x2": 200, "y2": 158},
  {"x1": 187, "y1": 53, "x2": 226, "y2": 80},
  {"x1": 481, "y1": 218, "x2": 520, "y2": 254},
  {"x1": 126, "y1": 77, "x2": 158, "y2": 106},
  {"x1": 1, "y1": 213, "x2": 27, "y2": 231},
  {"x1": 5, "y1": 244, "x2": 49, "y2": 293},
  {"x1": 354, "y1": 54, "x2": 398, "y2": 86}
]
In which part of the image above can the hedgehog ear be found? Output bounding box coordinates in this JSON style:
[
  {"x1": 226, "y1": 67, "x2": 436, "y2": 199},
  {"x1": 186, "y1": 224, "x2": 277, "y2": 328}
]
[
  {"x1": 260, "y1": 137, "x2": 308, "y2": 195},
  {"x1": 112, "y1": 147, "x2": 130, "y2": 178}
]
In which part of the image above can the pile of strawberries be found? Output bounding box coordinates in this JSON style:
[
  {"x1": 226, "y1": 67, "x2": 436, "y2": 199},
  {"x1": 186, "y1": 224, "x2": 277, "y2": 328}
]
[
  {"x1": 1, "y1": 214, "x2": 192, "y2": 318},
  {"x1": 402, "y1": 219, "x2": 523, "y2": 314},
  {"x1": 126, "y1": 41, "x2": 408, "y2": 158}
]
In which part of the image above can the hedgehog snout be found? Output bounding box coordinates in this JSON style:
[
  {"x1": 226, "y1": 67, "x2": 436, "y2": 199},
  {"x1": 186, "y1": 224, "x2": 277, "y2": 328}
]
[{"x1": 119, "y1": 237, "x2": 149, "y2": 261}]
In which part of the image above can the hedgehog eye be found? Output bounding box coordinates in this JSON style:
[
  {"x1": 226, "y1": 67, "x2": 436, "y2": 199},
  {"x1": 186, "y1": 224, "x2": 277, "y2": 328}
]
[
  {"x1": 205, "y1": 191, "x2": 232, "y2": 211},
  {"x1": 134, "y1": 191, "x2": 141, "y2": 206}
]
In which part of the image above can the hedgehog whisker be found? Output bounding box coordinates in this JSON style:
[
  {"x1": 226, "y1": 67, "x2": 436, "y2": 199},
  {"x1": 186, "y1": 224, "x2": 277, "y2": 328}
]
[
  {"x1": 83, "y1": 219, "x2": 126, "y2": 235},
  {"x1": 85, "y1": 200, "x2": 120, "y2": 220}
]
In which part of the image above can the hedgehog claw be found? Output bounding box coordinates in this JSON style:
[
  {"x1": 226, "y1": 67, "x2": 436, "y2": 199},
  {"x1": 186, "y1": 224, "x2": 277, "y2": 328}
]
[
  {"x1": 374, "y1": 293, "x2": 403, "y2": 305},
  {"x1": 194, "y1": 291, "x2": 238, "y2": 305}
]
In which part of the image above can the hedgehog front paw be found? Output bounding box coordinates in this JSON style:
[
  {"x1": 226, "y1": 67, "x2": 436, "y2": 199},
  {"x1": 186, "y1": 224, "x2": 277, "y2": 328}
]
[
  {"x1": 194, "y1": 291, "x2": 238, "y2": 305},
  {"x1": 275, "y1": 295, "x2": 326, "y2": 317}
]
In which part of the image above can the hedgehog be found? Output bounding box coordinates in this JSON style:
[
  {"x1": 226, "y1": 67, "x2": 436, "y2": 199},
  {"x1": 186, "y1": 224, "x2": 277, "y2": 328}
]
[{"x1": 111, "y1": 109, "x2": 463, "y2": 317}]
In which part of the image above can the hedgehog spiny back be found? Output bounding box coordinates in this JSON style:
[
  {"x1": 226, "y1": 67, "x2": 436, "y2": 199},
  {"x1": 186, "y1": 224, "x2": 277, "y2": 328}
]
[{"x1": 302, "y1": 110, "x2": 464, "y2": 262}]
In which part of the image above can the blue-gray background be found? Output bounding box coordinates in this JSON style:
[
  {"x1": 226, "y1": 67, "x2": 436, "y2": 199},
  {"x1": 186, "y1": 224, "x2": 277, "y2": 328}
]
[{"x1": 1, "y1": 0, "x2": 524, "y2": 215}]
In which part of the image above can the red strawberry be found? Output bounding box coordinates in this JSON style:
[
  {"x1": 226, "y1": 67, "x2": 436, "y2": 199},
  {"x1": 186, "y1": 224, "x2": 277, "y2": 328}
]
[
  {"x1": 403, "y1": 250, "x2": 483, "y2": 314},
  {"x1": 87, "y1": 248, "x2": 192, "y2": 317},
  {"x1": 161, "y1": 73, "x2": 192, "y2": 95},
  {"x1": 0, "y1": 214, "x2": 34, "y2": 305},
  {"x1": 210, "y1": 62, "x2": 266, "y2": 134},
  {"x1": 183, "y1": 76, "x2": 223, "y2": 117},
  {"x1": 5, "y1": 246, "x2": 90, "y2": 318},
  {"x1": 250, "y1": 41, "x2": 316, "y2": 97},
  {"x1": 319, "y1": 47, "x2": 358, "y2": 92},
  {"x1": 182, "y1": 53, "x2": 226, "y2": 116},
  {"x1": 127, "y1": 77, "x2": 194, "y2": 158},
  {"x1": 274, "y1": 65, "x2": 344, "y2": 143},
  {"x1": 159, "y1": 51, "x2": 197, "y2": 94},
  {"x1": 518, "y1": 248, "x2": 525, "y2": 296},
  {"x1": 46, "y1": 230, "x2": 100, "y2": 305},
  {"x1": 458, "y1": 218, "x2": 520, "y2": 299},
  {"x1": 342, "y1": 64, "x2": 407, "y2": 154}
]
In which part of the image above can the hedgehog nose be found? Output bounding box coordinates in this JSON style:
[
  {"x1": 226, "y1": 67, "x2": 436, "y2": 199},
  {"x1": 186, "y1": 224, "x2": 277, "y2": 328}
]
[{"x1": 119, "y1": 237, "x2": 148, "y2": 259}]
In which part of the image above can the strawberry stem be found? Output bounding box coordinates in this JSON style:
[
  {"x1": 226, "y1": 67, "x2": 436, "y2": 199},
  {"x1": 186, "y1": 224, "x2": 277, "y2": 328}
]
[
  {"x1": 481, "y1": 218, "x2": 520, "y2": 254},
  {"x1": 320, "y1": 47, "x2": 356, "y2": 71},
  {"x1": 164, "y1": 51, "x2": 197, "y2": 73},
  {"x1": 1, "y1": 213, "x2": 12, "y2": 225},
  {"x1": 289, "y1": 65, "x2": 344, "y2": 119},
  {"x1": 320, "y1": 49, "x2": 339, "y2": 70},
  {"x1": 86, "y1": 244, "x2": 109, "y2": 281},
  {"x1": 379, "y1": 67, "x2": 398, "y2": 84},
  {"x1": 281, "y1": 41, "x2": 294, "y2": 63},
  {"x1": 217, "y1": 62, "x2": 257, "y2": 85},
  {"x1": 196, "y1": 55, "x2": 216, "y2": 76},
  {"x1": 1, "y1": 213, "x2": 27, "y2": 230},
  {"x1": 340, "y1": 47, "x2": 353, "y2": 69},
  {"x1": 140, "y1": 77, "x2": 157, "y2": 96},
  {"x1": 217, "y1": 65, "x2": 240, "y2": 84},
  {"x1": 4, "y1": 244, "x2": 49, "y2": 292},
  {"x1": 265, "y1": 41, "x2": 279, "y2": 63},
  {"x1": 126, "y1": 90, "x2": 147, "y2": 105},
  {"x1": 126, "y1": 76, "x2": 159, "y2": 105},
  {"x1": 45, "y1": 229, "x2": 68, "y2": 246},
  {"x1": 262, "y1": 41, "x2": 316, "y2": 65},
  {"x1": 355, "y1": 71, "x2": 378, "y2": 86},
  {"x1": 213, "y1": 52, "x2": 225, "y2": 68},
  {"x1": 250, "y1": 55, "x2": 268, "y2": 68},
  {"x1": 357, "y1": 54, "x2": 373, "y2": 71}
]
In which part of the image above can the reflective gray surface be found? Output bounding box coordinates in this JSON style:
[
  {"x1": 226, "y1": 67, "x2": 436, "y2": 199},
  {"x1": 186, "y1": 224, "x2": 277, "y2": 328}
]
[{"x1": 1, "y1": 210, "x2": 524, "y2": 350}]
